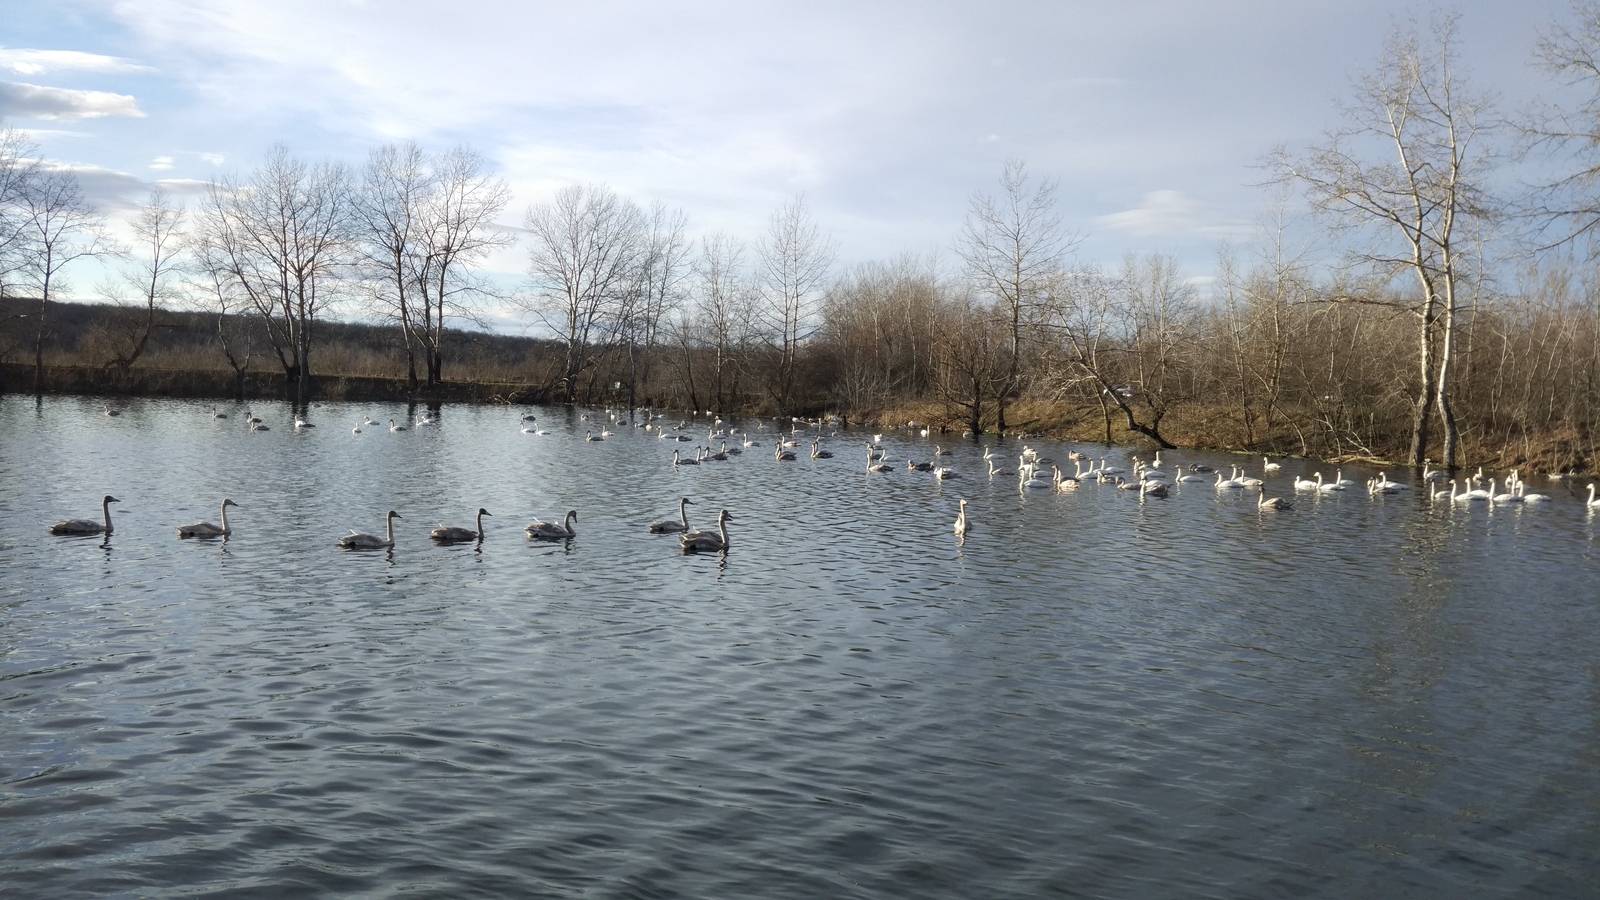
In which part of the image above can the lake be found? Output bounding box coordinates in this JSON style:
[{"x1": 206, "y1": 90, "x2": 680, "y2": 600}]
[{"x1": 1, "y1": 395, "x2": 1597, "y2": 898}]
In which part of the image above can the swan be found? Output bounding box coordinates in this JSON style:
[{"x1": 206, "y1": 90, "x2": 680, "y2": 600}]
[
  {"x1": 50, "y1": 495, "x2": 119, "y2": 535},
  {"x1": 1371, "y1": 472, "x2": 1408, "y2": 492},
  {"x1": 586, "y1": 431, "x2": 603, "y2": 442},
  {"x1": 1333, "y1": 469, "x2": 1358, "y2": 488},
  {"x1": 415, "y1": 416, "x2": 436, "y2": 428},
  {"x1": 389, "y1": 419, "x2": 408, "y2": 432},
  {"x1": 988, "y1": 459, "x2": 1015, "y2": 478},
  {"x1": 1517, "y1": 482, "x2": 1551, "y2": 503},
  {"x1": 364, "y1": 416, "x2": 378, "y2": 426},
  {"x1": 293, "y1": 417, "x2": 315, "y2": 430},
  {"x1": 1432, "y1": 480, "x2": 1455, "y2": 501},
  {"x1": 353, "y1": 422, "x2": 363, "y2": 434},
  {"x1": 933, "y1": 445, "x2": 950, "y2": 456},
  {"x1": 1458, "y1": 481, "x2": 1491, "y2": 501},
  {"x1": 1491, "y1": 478, "x2": 1522, "y2": 504},
  {"x1": 1588, "y1": 483, "x2": 1600, "y2": 508},
  {"x1": 1140, "y1": 480, "x2": 1169, "y2": 498},
  {"x1": 212, "y1": 406, "x2": 228, "y2": 419},
  {"x1": 648, "y1": 497, "x2": 694, "y2": 533},
  {"x1": 1021, "y1": 467, "x2": 1053, "y2": 489},
  {"x1": 1294, "y1": 473, "x2": 1319, "y2": 491},
  {"x1": 1235, "y1": 466, "x2": 1264, "y2": 488},
  {"x1": 867, "y1": 447, "x2": 892, "y2": 473},
  {"x1": 1262, "y1": 456, "x2": 1281, "y2": 473},
  {"x1": 178, "y1": 498, "x2": 238, "y2": 538},
  {"x1": 1052, "y1": 465, "x2": 1079, "y2": 491},
  {"x1": 1422, "y1": 464, "x2": 1447, "y2": 483},
  {"x1": 249, "y1": 421, "x2": 270, "y2": 432},
  {"x1": 907, "y1": 459, "x2": 934, "y2": 472},
  {"x1": 1255, "y1": 484, "x2": 1292, "y2": 510},
  {"x1": 431, "y1": 508, "x2": 491, "y2": 543},
  {"x1": 1175, "y1": 465, "x2": 1205, "y2": 483},
  {"x1": 811, "y1": 440, "x2": 833, "y2": 459},
  {"x1": 933, "y1": 466, "x2": 958, "y2": 480},
  {"x1": 680, "y1": 509, "x2": 732, "y2": 553},
  {"x1": 103, "y1": 405, "x2": 120, "y2": 417},
  {"x1": 526, "y1": 509, "x2": 578, "y2": 540},
  {"x1": 245, "y1": 411, "x2": 263, "y2": 425},
  {"x1": 1317, "y1": 472, "x2": 1345, "y2": 493},
  {"x1": 954, "y1": 499, "x2": 970, "y2": 536},
  {"x1": 673, "y1": 448, "x2": 698, "y2": 467},
  {"x1": 1116, "y1": 476, "x2": 1144, "y2": 492},
  {"x1": 339, "y1": 510, "x2": 401, "y2": 549},
  {"x1": 775, "y1": 444, "x2": 797, "y2": 461},
  {"x1": 1215, "y1": 469, "x2": 1245, "y2": 489}
]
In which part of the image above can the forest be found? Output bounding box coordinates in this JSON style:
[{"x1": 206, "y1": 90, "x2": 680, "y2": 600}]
[{"x1": 7, "y1": 10, "x2": 1600, "y2": 474}]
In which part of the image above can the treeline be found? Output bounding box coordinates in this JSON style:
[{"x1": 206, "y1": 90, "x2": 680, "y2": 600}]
[{"x1": 9, "y1": 9, "x2": 1600, "y2": 473}]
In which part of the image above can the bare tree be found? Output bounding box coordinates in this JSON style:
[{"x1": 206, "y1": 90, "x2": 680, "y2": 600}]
[
  {"x1": 21, "y1": 166, "x2": 107, "y2": 393},
  {"x1": 618, "y1": 201, "x2": 689, "y2": 410},
  {"x1": 1276, "y1": 13, "x2": 1495, "y2": 469},
  {"x1": 198, "y1": 146, "x2": 355, "y2": 403},
  {"x1": 0, "y1": 126, "x2": 41, "y2": 300},
  {"x1": 958, "y1": 160, "x2": 1076, "y2": 434},
  {"x1": 190, "y1": 231, "x2": 256, "y2": 399},
  {"x1": 1525, "y1": 0, "x2": 1600, "y2": 251},
  {"x1": 686, "y1": 231, "x2": 755, "y2": 414},
  {"x1": 523, "y1": 184, "x2": 643, "y2": 404},
  {"x1": 755, "y1": 194, "x2": 834, "y2": 414},
  {"x1": 99, "y1": 187, "x2": 186, "y2": 371},
  {"x1": 356, "y1": 143, "x2": 512, "y2": 391}
]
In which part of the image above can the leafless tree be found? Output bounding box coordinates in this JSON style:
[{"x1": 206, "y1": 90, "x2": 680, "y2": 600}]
[
  {"x1": 98, "y1": 187, "x2": 186, "y2": 370},
  {"x1": 617, "y1": 201, "x2": 690, "y2": 410},
  {"x1": 523, "y1": 184, "x2": 643, "y2": 403},
  {"x1": 755, "y1": 194, "x2": 835, "y2": 414},
  {"x1": 682, "y1": 231, "x2": 755, "y2": 414},
  {"x1": 356, "y1": 143, "x2": 511, "y2": 391},
  {"x1": 1525, "y1": 0, "x2": 1600, "y2": 252},
  {"x1": 20, "y1": 166, "x2": 108, "y2": 392},
  {"x1": 958, "y1": 159, "x2": 1076, "y2": 433},
  {"x1": 198, "y1": 146, "x2": 355, "y2": 403},
  {"x1": 1276, "y1": 13, "x2": 1495, "y2": 469},
  {"x1": 0, "y1": 125, "x2": 41, "y2": 300}
]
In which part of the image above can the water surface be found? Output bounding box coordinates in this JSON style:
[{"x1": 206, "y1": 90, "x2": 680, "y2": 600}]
[{"x1": 2, "y1": 395, "x2": 1597, "y2": 898}]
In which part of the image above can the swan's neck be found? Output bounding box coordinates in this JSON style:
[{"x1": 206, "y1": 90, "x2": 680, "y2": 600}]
[
  {"x1": 219, "y1": 502, "x2": 230, "y2": 534},
  {"x1": 475, "y1": 509, "x2": 486, "y2": 537},
  {"x1": 718, "y1": 516, "x2": 729, "y2": 546},
  {"x1": 103, "y1": 498, "x2": 114, "y2": 534},
  {"x1": 385, "y1": 514, "x2": 395, "y2": 545}
]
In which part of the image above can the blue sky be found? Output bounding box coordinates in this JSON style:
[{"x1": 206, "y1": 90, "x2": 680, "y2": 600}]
[{"x1": 0, "y1": 0, "x2": 1581, "y2": 308}]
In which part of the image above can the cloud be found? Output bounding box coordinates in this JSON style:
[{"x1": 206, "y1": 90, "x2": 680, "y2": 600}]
[
  {"x1": 0, "y1": 48, "x2": 152, "y2": 76},
  {"x1": 36, "y1": 161, "x2": 207, "y2": 215},
  {"x1": 1096, "y1": 190, "x2": 1249, "y2": 241},
  {"x1": 0, "y1": 81, "x2": 144, "y2": 121},
  {"x1": 199, "y1": 152, "x2": 225, "y2": 165},
  {"x1": 149, "y1": 156, "x2": 174, "y2": 170}
]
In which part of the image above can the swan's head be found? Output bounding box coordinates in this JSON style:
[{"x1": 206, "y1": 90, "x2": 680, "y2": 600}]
[
  {"x1": 387, "y1": 510, "x2": 402, "y2": 520},
  {"x1": 478, "y1": 508, "x2": 492, "y2": 517},
  {"x1": 104, "y1": 495, "x2": 120, "y2": 505},
  {"x1": 223, "y1": 498, "x2": 239, "y2": 509}
]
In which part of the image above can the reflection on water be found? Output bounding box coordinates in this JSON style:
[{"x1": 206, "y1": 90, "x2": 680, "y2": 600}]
[{"x1": 1, "y1": 395, "x2": 1598, "y2": 898}]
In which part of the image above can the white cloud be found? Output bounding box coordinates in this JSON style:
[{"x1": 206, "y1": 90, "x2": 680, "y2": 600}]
[
  {"x1": 149, "y1": 155, "x2": 174, "y2": 170},
  {"x1": 36, "y1": 161, "x2": 206, "y2": 215},
  {"x1": 0, "y1": 48, "x2": 151, "y2": 76},
  {"x1": 0, "y1": 81, "x2": 144, "y2": 121},
  {"x1": 1096, "y1": 190, "x2": 1249, "y2": 241},
  {"x1": 199, "y1": 152, "x2": 225, "y2": 165}
]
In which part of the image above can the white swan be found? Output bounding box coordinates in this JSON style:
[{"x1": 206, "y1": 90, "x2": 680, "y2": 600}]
[
  {"x1": 680, "y1": 509, "x2": 732, "y2": 553},
  {"x1": 810, "y1": 440, "x2": 833, "y2": 459},
  {"x1": 1139, "y1": 479, "x2": 1169, "y2": 498},
  {"x1": 1175, "y1": 465, "x2": 1205, "y2": 483},
  {"x1": 1021, "y1": 467, "x2": 1053, "y2": 489},
  {"x1": 1317, "y1": 472, "x2": 1345, "y2": 493},
  {"x1": 431, "y1": 508, "x2": 491, "y2": 543},
  {"x1": 988, "y1": 459, "x2": 1015, "y2": 478},
  {"x1": 933, "y1": 466, "x2": 957, "y2": 480},
  {"x1": 1294, "y1": 473, "x2": 1319, "y2": 491},
  {"x1": 352, "y1": 422, "x2": 363, "y2": 434},
  {"x1": 649, "y1": 497, "x2": 694, "y2": 533},
  {"x1": 340, "y1": 510, "x2": 401, "y2": 549},
  {"x1": 954, "y1": 499, "x2": 970, "y2": 536},
  {"x1": 293, "y1": 417, "x2": 315, "y2": 430},
  {"x1": 1517, "y1": 482, "x2": 1551, "y2": 503},
  {"x1": 1262, "y1": 456, "x2": 1281, "y2": 473},
  {"x1": 526, "y1": 509, "x2": 578, "y2": 540},
  {"x1": 389, "y1": 419, "x2": 408, "y2": 432},
  {"x1": 1588, "y1": 483, "x2": 1600, "y2": 508},
  {"x1": 50, "y1": 495, "x2": 119, "y2": 535},
  {"x1": 867, "y1": 446, "x2": 891, "y2": 473},
  {"x1": 1053, "y1": 465, "x2": 1078, "y2": 492},
  {"x1": 1215, "y1": 469, "x2": 1245, "y2": 489},
  {"x1": 1491, "y1": 478, "x2": 1522, "y2": 504},
  {"x1": 178, "y1": 498, "x2": 238, "y2": 538}
]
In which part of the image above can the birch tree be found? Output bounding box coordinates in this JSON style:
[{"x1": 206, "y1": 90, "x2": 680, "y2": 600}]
[{"x1": 1276, "y1": 13, "x2": 1494, "y2": 469}]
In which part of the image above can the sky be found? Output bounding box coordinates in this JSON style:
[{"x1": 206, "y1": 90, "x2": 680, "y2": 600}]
[{"x1": 0, "y1": 0, "x2": 1586, "y2": 319}]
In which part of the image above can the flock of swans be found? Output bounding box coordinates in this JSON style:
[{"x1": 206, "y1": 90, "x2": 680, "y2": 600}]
[{"x1": 54, "y1": 405, "x2": 1600, "y2": 552}]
